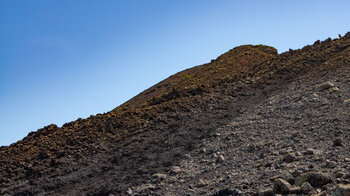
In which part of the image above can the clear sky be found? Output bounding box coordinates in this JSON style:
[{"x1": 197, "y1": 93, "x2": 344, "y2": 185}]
[{"x1": 0, "y1": 0, "x2": 349, "y2": 146}]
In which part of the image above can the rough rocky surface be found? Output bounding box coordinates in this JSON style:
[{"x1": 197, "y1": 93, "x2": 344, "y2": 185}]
[{"x1": 1, "y1": 33, "x2": 350, "y2": 195}]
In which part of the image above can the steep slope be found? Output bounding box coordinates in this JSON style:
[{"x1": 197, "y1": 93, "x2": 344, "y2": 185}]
[
  {"x1": 147, "y1": 37, "x2": 350, "y2": 195},
  {"x1": 1, "y1": 33, "x2": 350, "y2": 195},
  {"x1": 117, "y1": 45, "x2": 277, "y2": 110}
]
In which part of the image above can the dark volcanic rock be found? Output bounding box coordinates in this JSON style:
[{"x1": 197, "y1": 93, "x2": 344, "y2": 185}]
[
  {"x1": 295, "y1": 172, "x2": 332, "y2": 187},
  {"x1": 1, "y1": 33, "x2": 350, "y2": 195},
  {"x1": 212, "y1": 188, "x2": 242, "y2": 196},
  {"x1": 273, "y1": 178, "x2": 293, "y2": 194},
  {"x1": 283, "y1": 153, "x2": 296, "y2": 163},
  {"x1": 333, "y1": 138, "x2": 343, "y2": 146},
  {"x1": 332, "y1": 184, "x2": 350, "y2": 196}
]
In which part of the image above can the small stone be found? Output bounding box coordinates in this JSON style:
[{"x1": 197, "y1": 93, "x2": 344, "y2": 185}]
[
  {"x1": 300, "y1": 182, "x2": 313, "y2": 194},
  {"x1": 333, "y1": 138, "x2": 343, "y2": 146},
  {"x1": 126, "y1": 188, "x2": 133, "y2": 195},
  {"x1": 217, "y1": 155, "x2": 225, "y2": 163},
  {"x1": 344, "y1": 173, "x2": 350, "y2": 179},
  {"x1": 334, "y1": 171, "x2": 345, "y2": 178},
  {"x1": 259, "y1": 152, "x2": 265, "y2": 159},
  {"x1": 284, "y1": 153, "x2": 296, "y2": 163},
  {"x1": 304, "y1": 148, "x2": 316, "y2": 155},
  {"x1": 213, "y1": 188, "x2": 242, "y2": 196},
  {"x1": 331, "y1": 184, "x2": 350, "y2": 196},
  {"x1": 258, "y1": 189, "x2": 273, "y2": 196},
  {"x1": 214, "y1": 133, "x2": 221, "y2": 137},
  {"x1": 135, "y1": 184, "x2": 156, "y2": 192},
  {"x1": 265, "y1": 162, "x2": 273, "y2": 167},
  {"x1": 330, "y1": 86, "x2": 340, "y2": 92},
  {"x1": 170, "y1": 166, "x2": 181, "y2": 174},
  {"x1": 197, "y1": 179, "x2": 207, "y2": 187},
  {"x1": 37, "y1": 151, "x2": 49, "y2": 160},
  {"x1": 241, "y1": 184, "x2": 249, "y2": 189},
  {"x1": 291, "y1": 131, "x2": 300, "y2": 137},
  {"x1": 289, "y1": 186, "x2": 302, "y2": 194},
  {"x1": 325, "y1": 160, "x2": 337, "y2": 168},
  {"x1": 315, "y1": 82, "x2": 335, "y2": 92},
  {"x1": 314, "y1": 191, "x2": 327, "y2": 196},
  {"x1": 291, "y1": 170, "x2": 302, "y2": 178},
  {"x1": 247, "y1": 144, "x2": 256, "y2": 152},
  {"x1": 273, "y1": 178, "x2": 293, "y2": 194},
  {"x1": 322, "y1": 183, "x2": 334, "y2": 193},
  {"x1": 152, "y1": 173, "x2": 167, "y2": 181}
]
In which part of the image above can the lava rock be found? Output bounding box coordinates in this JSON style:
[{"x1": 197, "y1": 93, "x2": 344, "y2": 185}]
[
  {"x1": 295, "y1": 172, "x2": 332, "y2": 187},
  {"x1": 288, "y1": 186, "x2": 302, "y2": 194},
  {"x1": 333, "y1": 138, "x2": 343, "y2": 146},
  {"x1": 300, "y1": 182, "x2": 313, "y2": 194},
  {"x1": 314, "y1": 191, "x2": 328, "y2": 196},
  {"x1": 304, "y1": 148, "x2": 316, "y2": 155},
  {"x1": 170, "y1": 166, "x2": 181, "y2": 174},
  {"x1": 273, "y1": 178, "x2": 293, "y2": 194},
  {"x1": 217, "y1": 155, "x2": 225, "y2": 163},
  {"x1": 325, "y1": 160, "x2": 337, "y2": 168},
  {"x1": 37, "y1": 151, "x2": 49, "y2": 160},
  {"x1": 197, "y1": 179, "x2": 208, "y2": 187},
  {"x1": 334, "y1": 171, "x2": 345, "y2": 178},
  {"x1": 212, "y1": 188, "x2": 242, "y2": 196},
  {"x1": 332, "y1": 184, "x2": 350, "y2": 196},
  {"x1": 283, "y1": 153, "x2": 296, "y2": 163},
  {"x1": 257, "y1": 189, "x2": 273, "y2": 196},
  {"x1": 152, "y1": 173, "x2": 167, "y2": 181},
  {"x1": 315, "y1": 82, "x2": 335, "y2": 92}
]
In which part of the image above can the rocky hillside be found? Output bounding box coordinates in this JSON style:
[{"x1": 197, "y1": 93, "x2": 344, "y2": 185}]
[{"x1": 1, "y1": 33, "x2": 350, "y2": 196}]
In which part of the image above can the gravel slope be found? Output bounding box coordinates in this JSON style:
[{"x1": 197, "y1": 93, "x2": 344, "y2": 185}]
[{"x1": 1, "y1": 33, "x2": 350, "y2": 196}]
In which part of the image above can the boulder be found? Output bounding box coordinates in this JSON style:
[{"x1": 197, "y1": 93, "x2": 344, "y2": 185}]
[
  {"x1": 273, "y1": 178, "x2": 292, "y2": 194},
  {"x1": 332, "y1": 184, "x2": 350, "y2": 196},
  {"x1": 300, "y1": 182, "x2": 313, "y2": 194},
  {"x1": 270, "y1": 171, "x2": 295, "y2": 184},
  {"x1": 295, "y1": 172, "x2": 332, "y2": 187}
]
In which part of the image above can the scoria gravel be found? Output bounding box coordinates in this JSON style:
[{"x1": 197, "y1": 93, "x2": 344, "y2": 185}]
[{"x1": 1, "y1": 33, "x2": 350, "y2": 196}]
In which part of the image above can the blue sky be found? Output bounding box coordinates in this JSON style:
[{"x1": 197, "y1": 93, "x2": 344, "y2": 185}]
[{"x1": 1, "y1": 0, "x2": 349, "y2": 146}]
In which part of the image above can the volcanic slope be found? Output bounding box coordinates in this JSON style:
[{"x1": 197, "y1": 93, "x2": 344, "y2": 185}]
[{"x1": 1, "y1": 33, "x2": 350, "y2": 195}]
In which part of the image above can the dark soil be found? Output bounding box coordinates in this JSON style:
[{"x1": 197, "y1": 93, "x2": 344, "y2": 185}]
[{"x1": 1, "y1": 33, "x2": 350, "y2": 196}]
